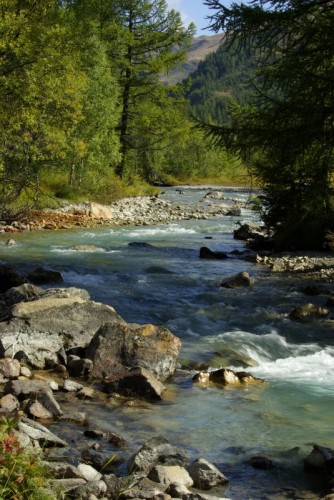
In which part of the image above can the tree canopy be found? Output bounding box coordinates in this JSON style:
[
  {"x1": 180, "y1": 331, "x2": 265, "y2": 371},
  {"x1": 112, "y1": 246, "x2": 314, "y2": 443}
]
[{"x1": 204, "y1": 0, "x2": 334, "y2": 250}]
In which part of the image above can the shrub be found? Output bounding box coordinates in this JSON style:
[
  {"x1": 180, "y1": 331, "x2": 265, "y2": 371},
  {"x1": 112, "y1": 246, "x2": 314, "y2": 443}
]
[{"x1": 0, "y1": 417, "x2": 57, "y2": 500}]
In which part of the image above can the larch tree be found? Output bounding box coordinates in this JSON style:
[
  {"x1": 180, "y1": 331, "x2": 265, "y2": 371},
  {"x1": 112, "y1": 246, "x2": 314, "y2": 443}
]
[{"x1": 106, "y1": 0, "x2": 195, "y2": 179}]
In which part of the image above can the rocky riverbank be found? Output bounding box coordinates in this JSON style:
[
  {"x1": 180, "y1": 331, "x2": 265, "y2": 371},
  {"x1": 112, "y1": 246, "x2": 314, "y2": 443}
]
[
  {"x1": 0, "y1": 277, "x2": 263, "y2": 499},
  {"x1": 0, "y1": 191, "x2": 245, "y2": 233}
]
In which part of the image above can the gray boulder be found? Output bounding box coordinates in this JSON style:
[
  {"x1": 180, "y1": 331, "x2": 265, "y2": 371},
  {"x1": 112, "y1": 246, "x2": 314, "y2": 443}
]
[
  {"x1": 0, "y1": 393, "x2": 20, "y2": 413},
  {"x1": 0, "y1": 358, "x2": 21, "y2": 378},
  {"x1": 148, "y1": 465, "x2": 193, "y2": 488},
  {"x1": 187, "y1": 457, "x2": 228, "y2": 490},
  {"x1": 86, "y1": 322, "x2": 181, "y2": 382},
  {"x1": 0, "y1": 288, "x2": 125, "y2": 368},
  {"x1": 18, "y1": 417, "x2": 67, "y2": 447},
  {"x1": 128, "y1": 436, "x2": 189, "y2": 474}
]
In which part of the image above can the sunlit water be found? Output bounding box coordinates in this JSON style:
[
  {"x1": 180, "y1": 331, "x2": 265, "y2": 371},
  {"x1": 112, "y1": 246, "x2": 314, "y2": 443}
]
[{"x1": 1, "y1": 187, "x2": 333, "y2": 498}]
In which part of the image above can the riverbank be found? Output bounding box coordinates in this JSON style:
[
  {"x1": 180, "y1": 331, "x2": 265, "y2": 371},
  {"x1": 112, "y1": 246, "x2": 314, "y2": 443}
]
[{"x1": 0, "y1": 193, "x2": 243, "y2": 232}]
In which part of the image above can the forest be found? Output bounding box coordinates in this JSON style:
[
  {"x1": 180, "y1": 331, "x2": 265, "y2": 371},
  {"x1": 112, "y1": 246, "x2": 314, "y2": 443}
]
[
  {"x1": 1, "y1": 0, "x2": 333, "y2": 250},
  {"x1": 0, "y1": 0, "x2": 246, "y2": 219}
]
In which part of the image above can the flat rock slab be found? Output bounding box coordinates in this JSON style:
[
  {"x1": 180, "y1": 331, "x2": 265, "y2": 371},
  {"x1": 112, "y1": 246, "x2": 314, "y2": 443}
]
[{"x1": 0, "y1": 291, "x2": 125, "y2": 368}]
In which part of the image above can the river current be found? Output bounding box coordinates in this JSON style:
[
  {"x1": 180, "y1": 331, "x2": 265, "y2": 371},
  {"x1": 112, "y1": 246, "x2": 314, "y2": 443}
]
[{"x1": 0, "y1": 187, "x2": 333, "y2": 499}]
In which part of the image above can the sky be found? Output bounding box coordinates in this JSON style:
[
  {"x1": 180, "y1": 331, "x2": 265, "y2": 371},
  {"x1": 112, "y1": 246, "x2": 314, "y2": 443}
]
[{"x1": 166, "y1": 0, "x2": 215, "y2": 36}]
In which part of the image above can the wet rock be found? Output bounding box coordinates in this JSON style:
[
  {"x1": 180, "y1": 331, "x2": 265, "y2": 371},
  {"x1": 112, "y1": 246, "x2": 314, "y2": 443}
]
[
  {"x1": 301, "y1": 285, "x2": 323, "y2": 296},
  {"x1": 0, "y1": 264, "x2": 26, "y2": 293},
  {"x1": 248, "y1": 455, "x2": 276, "y2": 469},
  {"x1": 209, "y1": 368, "x2": 240, "y2": 385},
  {"x1": 0, "y1": 290, "x2": 124, "y2": 368},
  {"x1": 104, "y1": 367, "x2": 166, "y2": 400},
  {"x1": 187, "y1": 457, "x2": 228, "y2": 490},
  {"x1": 6, "y1": 239, "x2": 16, "y2": 246},
  {"x1": 289, "y1": 303, "x2": 329, "y2": 322},
  {"x1": 27, "y1": 267, "x2": 63, "y2": 285},
  {"x1": 128, "y1": 436, "x2": 189, "y2": 474},
  {"x1": 148, "y1": 465, "x2": 194, "y2": 488},
  {"x1": 0, "y1": 358, "x2": 21, "y2": 378},
  {"x1": 145, "y1": 266, "x2": 174, "y2": 274},
  {"x1": 71, "y1": 245, "x2": 105, "y2": 252},
  {"x1": 220, "y1": 271, "x2": 254, "y2": 289},
  {"x1": 234, "y1": 222, "x2": 264, "y2": 241},
  {"x1": 0, "y1": 393, "x2": 20, "y2": 413},
  {"x1": 86, "y1": 322, "x2": 181, "y2": 382},
  {"x1": 204, "y1": 191, "x2": 225, "y2": 200},
  {"x1": 226, "y1": 207, "x2": 241, "y2": 216},
  {"x1": 199, "y1": 247, "x2": 228, "y2": 260},
  {"x1": 193, "y1": 368, "x2": 263, "y2": 386}
]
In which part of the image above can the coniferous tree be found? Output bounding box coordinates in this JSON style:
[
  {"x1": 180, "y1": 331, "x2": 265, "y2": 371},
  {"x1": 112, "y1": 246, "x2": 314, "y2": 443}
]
[{"x1": 204, "y1": 0, "x2": 334, "y2": 249}]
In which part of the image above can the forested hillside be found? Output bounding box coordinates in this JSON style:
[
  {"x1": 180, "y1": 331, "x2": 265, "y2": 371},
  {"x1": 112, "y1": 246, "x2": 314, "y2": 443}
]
[
  {"x1": 0, "y1": 1, "x2": 247, "y2": 218},
  {"x1": 185, "y1": 40, "x2": 256, "y2": 124}
]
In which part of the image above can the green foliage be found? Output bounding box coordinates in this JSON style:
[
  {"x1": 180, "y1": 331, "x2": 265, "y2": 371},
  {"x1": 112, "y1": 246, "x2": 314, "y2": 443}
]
[
  {"x1": 0, "y1": 417, "x2": 56, "y2": 500},
  {"x1": 203, "y1": 0, "x2": 334, "y2": 250},
  {"x1": 185, "y1": 39, "x2": 257, "y2": 124}
]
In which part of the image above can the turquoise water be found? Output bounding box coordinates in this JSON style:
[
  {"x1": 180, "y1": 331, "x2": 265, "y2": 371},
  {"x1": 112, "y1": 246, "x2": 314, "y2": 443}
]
[{"x1": 0, "y1": 187, "x2": 333, "y2": 498}]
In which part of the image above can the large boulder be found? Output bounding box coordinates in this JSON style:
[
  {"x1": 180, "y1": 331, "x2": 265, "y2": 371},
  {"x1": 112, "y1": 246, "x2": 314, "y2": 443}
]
[
  {"x1": 86, "y1": 323, "x2": 181, "y2": 382},
  {"x1": 0, "y1": 287, "x2": 125, "y2": 368}
]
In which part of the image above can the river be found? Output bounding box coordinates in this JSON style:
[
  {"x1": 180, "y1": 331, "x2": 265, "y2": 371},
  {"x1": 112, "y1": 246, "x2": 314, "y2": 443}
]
[{"x1": 0, "y1": 186, "x2": 333, "y2": 499}]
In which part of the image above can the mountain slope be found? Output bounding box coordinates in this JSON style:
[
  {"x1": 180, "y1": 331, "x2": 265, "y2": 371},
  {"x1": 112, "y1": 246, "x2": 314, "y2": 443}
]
[{"x1": 161, "y1": 33, "x2": 224, "y2": 85}]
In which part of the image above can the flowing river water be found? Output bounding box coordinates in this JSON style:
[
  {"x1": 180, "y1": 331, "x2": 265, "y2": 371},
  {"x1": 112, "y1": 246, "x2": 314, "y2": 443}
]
[{"x1": 1, "y1": 187, "x2": 333, "y2": 499}]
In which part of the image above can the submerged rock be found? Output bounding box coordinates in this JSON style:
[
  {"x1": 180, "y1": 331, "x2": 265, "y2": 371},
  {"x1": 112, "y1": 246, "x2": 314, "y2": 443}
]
[
  {"x1": 200, "y1": 247, "x2": 228, "y2": 260},
  {"x1": 220, "y1": 271, "x2": 254, "y2": 289},
  {"x1": 289, "y1": 303, "x2": 329, "y2": 322}
]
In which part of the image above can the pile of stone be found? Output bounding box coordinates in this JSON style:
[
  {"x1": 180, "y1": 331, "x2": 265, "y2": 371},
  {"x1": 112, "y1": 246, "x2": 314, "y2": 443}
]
[{"x1": 0, "y1": 194, "x2": 247, "y2": 233}]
